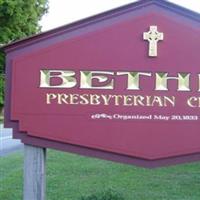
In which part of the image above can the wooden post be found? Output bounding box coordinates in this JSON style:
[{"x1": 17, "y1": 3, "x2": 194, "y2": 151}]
[{"x1": 23, "y1": 145, "x2": 46, "y2": 200}]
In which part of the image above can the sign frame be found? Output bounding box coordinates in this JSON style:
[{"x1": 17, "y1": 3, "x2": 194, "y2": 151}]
[{"x1": 3, "y1": 0, "x2": 200, "y2": 168}]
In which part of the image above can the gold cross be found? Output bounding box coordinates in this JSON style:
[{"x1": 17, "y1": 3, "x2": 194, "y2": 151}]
[{"x1": 143, "y1": 25, "x2": 164, "y2": 57}]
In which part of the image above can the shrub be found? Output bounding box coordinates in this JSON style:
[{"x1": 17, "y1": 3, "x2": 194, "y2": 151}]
[{"x1": 80, "y1": 189, "x2": 125, "y2": 200}]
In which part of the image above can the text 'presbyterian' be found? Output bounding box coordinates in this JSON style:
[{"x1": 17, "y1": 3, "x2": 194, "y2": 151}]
[{"x1": 46, "y1": 93, "x2": 176, "y2": 107}]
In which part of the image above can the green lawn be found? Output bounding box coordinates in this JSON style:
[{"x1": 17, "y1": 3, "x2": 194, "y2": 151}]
[{"x1": 0, "y1": 150, "x2": 200, "y2": 200}]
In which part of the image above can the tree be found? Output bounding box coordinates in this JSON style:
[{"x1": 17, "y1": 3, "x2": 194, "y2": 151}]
[{"x1": 0, "y1": 0, "x2": 49, "y2": 109}]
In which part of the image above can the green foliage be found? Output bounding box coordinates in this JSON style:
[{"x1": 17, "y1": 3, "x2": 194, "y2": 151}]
[
  {"x1": 0, "y1": 51, "x2": 5, "y2": 108},
  {"x1": 0, "y1": 0, "x2": 48, "y2": 44},
  {"x1": 0, "y1": 72, "x2": 4, "y2": 107},
  {"x1": 0, "y1": 0, "x2": 49, "y2": 106},
  {"x1": 80, "y1": 189, "x2": 125, "y2": 200}
]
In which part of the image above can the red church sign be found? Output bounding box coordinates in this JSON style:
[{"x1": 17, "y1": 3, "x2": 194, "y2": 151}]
[{"x1": 4, "y1": 0, "x2": 200, "y2": 168}]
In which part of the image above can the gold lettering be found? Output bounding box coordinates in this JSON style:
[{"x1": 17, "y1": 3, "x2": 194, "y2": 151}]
[
  {"x1": 112, "y1": 95, "x2": 123, "y2": 106},
  {"x1": 40, "y1": 70, "x2": 77, "y2": 88},
  {"x1": 69, "y1": 94, "x2": 79, "y2": 105},
  {"x1": 146, "y1": 96, "x2": 152, "y2": 106},
  {"x1": 57, "y1": 94, "x2": 68, "y2": 104},
  {"x1": 187, "y1": 97, "x2": 197, "y2": 107},
  {"x1": 155, "y1": 73, "x2": 190, "y2": 91},
  {"x1": 101, "y1": 95, "x2": 112, "y2": 105},
  {"x1": 123, "y1": 95, "x2": 133, "y2": 106},
  {"x1": 45, "y1": 93, "x2": 177, "y2": 107},
  {"x1": 80, "y1": 94, "x2": 89, "y2": 105},
  {"x1": 46, "y1": 93, "x2": 57, "y2": 104},
  {"x1": 90, "y1": 94, "x2": 101, "y2": 105},
  {"x1": 117, "y1": 72, "x2": 151, "y2": 90},
  {"x1": 133, "y1": 95, "x2": 145, "y2": 106},
  {"x1": 163, "y1": 96, "x2": 175, "y2": 107},
  {"x1": 80, "y1": 71, "x2": 114, "y2": 89},
  {"x1": 151, "y1": 96, "x2": 163, "y2": 107},
  {"x1": 198, "y1": 74, "x2": 200, "y2": 92}
]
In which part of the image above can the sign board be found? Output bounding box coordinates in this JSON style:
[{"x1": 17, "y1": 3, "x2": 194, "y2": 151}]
[{"x1": 4, "y1": 0, "x2": 200, "y2": 168}]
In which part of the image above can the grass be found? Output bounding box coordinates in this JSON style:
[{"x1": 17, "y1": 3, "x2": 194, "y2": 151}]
[{"x1": 0, "y1": 150, "x2": 200, "y2": 200}]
